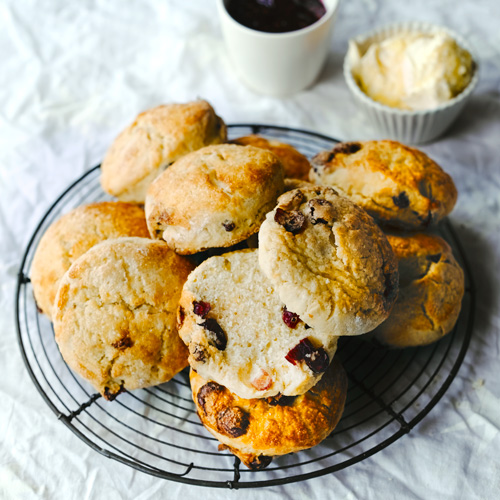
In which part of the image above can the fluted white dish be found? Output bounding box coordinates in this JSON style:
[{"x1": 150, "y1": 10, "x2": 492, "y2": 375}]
[{"x1": 343, "y1": 22, "x2": 479, "y2": 144}]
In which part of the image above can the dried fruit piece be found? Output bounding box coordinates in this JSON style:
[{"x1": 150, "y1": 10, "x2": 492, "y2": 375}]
[
  {"x1": 251, "y1": 369, "x2": 273, "y2": 390},
  {"x1": 193, "y1": 301, "x2": 211, "y2": 318},
  {"x1": 178, "y1": 306, "x2": 185, "y2": 327},
  {"x1": 274, "y1": 207, "x2": 306, "y2": 234},
  {"x1": 393, "y1": 191, "x2": 410, "y2": 208},
  {"x1": 426, "y1": 253, "x2": 442, "y2": 263},
  {"x1": 307, "y1": 198, "x2": 335, "y2": 225},
  {"x1": 266, "y1": 394, "x2": 296, "y2": 407},
  {"x1": 217, "y1": 407, "x2": 250, "y2": 438},
  {"x1": 303, "y1": 347, "x2": 329, "y2": 373},
  {"x1": 202, "y1": 318, "x2": 227, "y2": 350},
  {"x1": 285, "y1": 338, "x2": 329, "y2": 373},
  {"x1": 197, "y1": 381, "x2": 224, "y2": 413},
  {"x1": 191, "y1": 344, "x2": 207, "y2": 363},
  {"x1": 248, "y1": 455, "x2": 273, "y2": 470},
  {"x1": 222, "y1": 220, "x2": 235, "y2": 232},
  {"x1": 282, "y1": 306, "x2": 301, "y2": 328},
  {"x1": 103, "y1": 384, "x2": 125, "y2": 401},
  {"x1": 111, "y1": 333, "x2": 133, "y2": 350}
]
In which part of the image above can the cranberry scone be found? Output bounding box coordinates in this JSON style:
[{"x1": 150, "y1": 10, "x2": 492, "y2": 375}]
[
  {"x1": 190, "y1": 357, "x2": 348, "y2": 469},
  {"x1": 178, "y1": 249, "x2": 338, "y2": 399},
  {"x1": 145, "y1": 144, "x2": 284, "y2": 254},
  {"x1": 258, "y1": 186, "x2": 399, "y2": 336},
  {"x1": 310, "y1": 140, "x2": 457, "y2": 230},
  {"x1": 372, "y1": 232, "x2": 464, "y2": 347}
]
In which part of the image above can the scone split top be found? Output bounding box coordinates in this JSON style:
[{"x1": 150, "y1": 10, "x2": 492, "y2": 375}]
[
  {"x1": 258, "y1": 186, "x2": 399, "y2": 336},
  {"x1": 54, "y1": 237, "x2": 194, "y2": 400}
]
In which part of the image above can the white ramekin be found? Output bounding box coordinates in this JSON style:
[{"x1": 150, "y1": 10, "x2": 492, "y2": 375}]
[{"x1": 343, "y1": 22, "x2": 479, "y2": 144}]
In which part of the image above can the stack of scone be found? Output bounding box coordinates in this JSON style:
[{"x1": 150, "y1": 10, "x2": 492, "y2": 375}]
[{"x1": 30, "y1": 99, "x2": 464, "y2": 470}]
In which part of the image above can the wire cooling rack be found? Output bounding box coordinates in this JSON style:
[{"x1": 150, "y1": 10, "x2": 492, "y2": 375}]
[{"x1": 16, "y1": 125, "x2": 475, "y2": 488}]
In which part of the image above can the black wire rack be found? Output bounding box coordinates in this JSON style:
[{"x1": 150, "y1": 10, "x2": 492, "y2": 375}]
[{"x1": 15, "y1": 125, "x2": 475, "y2": 489}]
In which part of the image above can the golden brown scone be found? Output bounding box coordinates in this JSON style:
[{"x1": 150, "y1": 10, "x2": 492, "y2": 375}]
[
  {"x1": 53, "y1": 237, "x2": 195, "y2": 400},
  {"x1": 190, "y1": 357, "x2": 348, "y2": 469},
  {"x1": 100, "y1": 100, "x2": 227, "y2": 202},
  {"x1": 310, "y1": 140, "x2": 457, "y2": 230},
  {"x1": 231, "y1": 134, "x2": 311, "y2": 181},
  {"x1": 145, "y1": 144, "x2": 284, "y2": 254},
  {"x1": 30, "y1": 201, "x2": 150, "y2": 320},
  {"x1": 258, "y1": 186, "x2": 399, "y2": 336},
  {"x1": 372, "y1": 232, "x2": 464, "y2": 347}
]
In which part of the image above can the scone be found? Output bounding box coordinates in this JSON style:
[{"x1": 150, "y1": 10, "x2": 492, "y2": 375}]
[
  {"x1": 372, "y1": 232, "x2": 464, "y2": 347},
  {"x1": 53, "y1": 237, "x2": 195, "y2": 400},
  {"x1": 100, "y1": 100, "x2": 227, "y2": 202},
  {"x1": 230, "y1": 134, "x2": 311, "y2": 181},
  {"x1": 309, "y1": 140, "x2": 457, "y2": 229},
  {"x1": 178, "y1": 249, "x2": 338, "y2": 399},
  {"x1": 30, "y1": 201, "x2": 150, "y2": 320},
  {"x1": 145, "y1": 144, "x2": 284, "y2": 255},
  {"x1": 258, "y1": 186, "x2": 399, "y2": 336},
  {"x1": 190, "y1": 357, "x2": 348, "y2": 469}
]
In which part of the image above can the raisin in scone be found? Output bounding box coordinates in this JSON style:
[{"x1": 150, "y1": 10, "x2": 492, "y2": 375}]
[
  {"x1": 310, "y1": 140, "x2": 457, "y2": 229},
  {"x1": 30, "y1": 201, "x2": 150, "y2": 320},
  {"x1": 145, "y1": 144, "x2": 284, "y2": 255},
  {"x1": 100, "y1": 100, "x2": 226, "y2": 202},
  {"x1": 231, "y1": 134, "x2": 311, "y2": 181},
  {"x1": 372, "y1": 232, "x2": 464, "y2": 347},
  {"x1": 178, "y1": 249, "x2": 338, "y2": 399},
  {"x1": 258, "y1": 186, "x2": 399, "y2": 336},
  {"x1": 190, "y1": 357, "x2": 347, "y2": 469},
  {"x1": 54, "y1": 237, "x2": 195, "y2": 400}
]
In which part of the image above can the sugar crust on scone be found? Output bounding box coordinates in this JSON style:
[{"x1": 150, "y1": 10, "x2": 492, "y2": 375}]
[
  {"x1": 53, "y1": 237, "x2": 194, "y2": 399},
  {"x1": 258, "y1": 186, "x2": 399, "y2": 336},
  {"x1": 178, "y1": 249, "x2": 338, "y2": 399}
]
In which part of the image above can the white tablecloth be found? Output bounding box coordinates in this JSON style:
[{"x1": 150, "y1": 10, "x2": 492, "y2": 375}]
[{"x1": 1, "y1": 1, "x2": 499, "y2": 498}]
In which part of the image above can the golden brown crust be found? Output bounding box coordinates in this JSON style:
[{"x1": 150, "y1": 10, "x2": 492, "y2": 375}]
[
  {"x1": 310, "y1": 140, "x2": 457, "y2": 229},
  {"x1": 30, "y1": 202, "x2": 150, "y2": 320},
  {"x1": 191, "y1": 357, "x2": 348, "y2": 468},
  {"x1": 53, "y1": 237, "x2": 195, "y2": 399},
  {"x1": 145, "y1": 144, "x2": 284, "y2": 254},
  {"x1": 372, "y1": 232, "x2": 464, "y2": 347},
  {"x1": 231, "y1": 135, "x2": 311, "y2": 181},
  {"x1": 100, "y1": 100, "x2": 227, "y2": 202}
]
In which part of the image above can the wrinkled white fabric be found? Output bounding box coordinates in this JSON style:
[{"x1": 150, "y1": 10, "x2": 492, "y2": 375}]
[{"x1": 1, "y1": 0, "x2": 499, "y2": 499}]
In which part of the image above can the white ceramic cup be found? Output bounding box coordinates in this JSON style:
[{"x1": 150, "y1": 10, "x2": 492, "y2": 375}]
[{"x1": 217, "y1": 0, "x2": 339, "y2": 97}]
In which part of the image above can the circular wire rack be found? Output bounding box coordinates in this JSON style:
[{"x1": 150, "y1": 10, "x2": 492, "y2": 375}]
[{"x1": 16, "y1": 124, "x2": 475, "y2": 489}]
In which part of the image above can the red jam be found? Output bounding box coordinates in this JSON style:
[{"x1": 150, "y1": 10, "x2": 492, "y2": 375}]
[{"x1": 225, "y1": 0, "x2": 327, "y2": 34}]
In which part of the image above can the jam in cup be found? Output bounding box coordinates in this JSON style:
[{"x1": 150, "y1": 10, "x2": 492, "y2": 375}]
[{"x1": 217, "y1": 0, "x2": 339, "y2": 96}]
